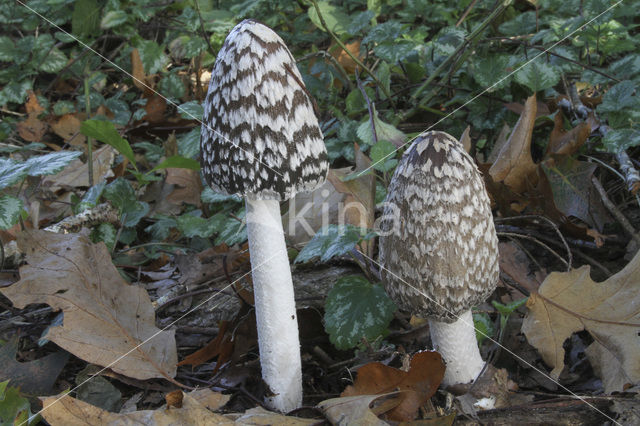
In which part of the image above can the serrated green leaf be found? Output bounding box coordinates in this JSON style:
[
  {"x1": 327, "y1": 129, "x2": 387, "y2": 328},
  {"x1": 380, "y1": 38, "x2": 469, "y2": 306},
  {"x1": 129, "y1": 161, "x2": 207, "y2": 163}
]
[
  {"x1": 324, "y1": 276, "x2": 396, "y2": 350},
  {"x1": 499, "y1": 11, "x2": 537, "y2": 35},
  {"x1": 176, "y1": 214, "x2": 218, "y2": 238},
  {"x1": 100, "y1": 10, "x2": 128, "y2": 29},
  {"x1": 103, "y1": 178, "x2": 148, "y2": 227},
  {"x1": 0, "y1": 159, "x2": 28, "y2": 190},
  {"x1": 137, "y1": 40, "x2": 167, "y2": 74},
  {"x1": 177, "y1": 101, "x2": 204, "y2": 121},
  {"x1": 201, "y1": 187, "x2": 242, "y2": 204},
  {"x1": 72, "y1": 0, "x2": 100, "y2": 36},
  {"x1": 295, "y1": 224, "x2": 371, "y2": 264},
  {"x1": 213, "y1": 209, "x2": 246, "y2": 245},
  {"x1": 38, "y1": 48, "x2": 68, "y2": 74},
  {"x1": 90, "y1": 223, "x2": 117, "y2": 252},
  {"x1": 0, "y1": 80, "x2": 32, "y2": 105},
  {"x1": 151, "y1": 155, "x2": 200, "y2": 172},
  {"x1": 363, "y1": 21, "x2": 403, "y2": 45},
  {"x1": 515, "y1": 60, "x2": 560, "y2": 93},
  {"x1": 308, "y1": 1, "x2": 350, "y2": 35},
  {"x1": 602, "y1": 129, "x2": 640, "y2": 152},
  {"x1": 178, "y1": 126, "x2": 200, "y2": 159},
  {"x1": 158, "y1": 73, "x2": 185, "y2": 99},
  {"x1": 471, "y1": 55, "x2": 511, "y2": 91},
  {"x1": 0, "y1": 195, "x2": 23, "y2": 229},
  {"x1": 608, "y1": 54, "x2": 640, "y2": 80},
  {"x1": 357, "y1": 108, "x2": 405, "y2": 147},
  {"x1": 597, "y1": 80, "x2": 638, "y2": 113},
  {"x1": 74, "y1": 182, "x2": 106, "y2": 214},
  {"x1": 80, "y1": 120, "x2": 136, "y2": 169},
  {"x1": 24, "y1": 151, "x2": 82, "y2": 176},
  {"x1": 52, "y1": 100, "x2": 75, "y2": 115}
]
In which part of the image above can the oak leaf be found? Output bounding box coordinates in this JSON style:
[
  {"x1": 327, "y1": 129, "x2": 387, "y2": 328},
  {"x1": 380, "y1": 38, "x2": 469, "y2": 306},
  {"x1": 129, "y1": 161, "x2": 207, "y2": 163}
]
[
  {"x1": 1, "y1": 230, "x2": 177, "y2": 381},
  {"x1": 522, "y1": 250, "x2": 640, "y2": 393}
]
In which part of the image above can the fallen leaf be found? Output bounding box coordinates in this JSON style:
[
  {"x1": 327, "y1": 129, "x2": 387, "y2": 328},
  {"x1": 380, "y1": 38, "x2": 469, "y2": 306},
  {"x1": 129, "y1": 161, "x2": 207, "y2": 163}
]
[
  {"x1": 165, "y1": 168, "x2": 202, "y2": 207},
  {"x1": 489, "y1": 94, "x2": 539, "y2": 193},
  {"x1": 40, "y1": 392, "x2": 232, "y2": 425},
  {"x1": 144, "y1": 94, "x2": 167, "y2": 123},
  {"x1": 0, "y1": 335, "x2": 68, "y2": 395},
  {"x1": 177, "y1": 320, "x2": 233, "y2": 371},
  {"x1": 522, "y1": 250, "x2": 640, "y2": 392},
  {"x1": 1, "y1": 230, "x2": 177, "y2": 381},
  {"x1": 329, "y1": 40, "x2": 362, "y2": 74},
  {"x1": 342, "y1": 351, "x2": 445, "y2": 421},
  {"x1": 188, "y1": 388, "x2": 230, "y2": 411},
  {"x1": 25, "y1": 91, "x2": 45, "y2": 115},
  {"x1": 318, "y1": 394, "x2": 390, "y2": 426},
  {"x1": 17, "y1": 114, "x2": 48, "y2": 142},
  {"x1": 42, "y1": 145, "x2": 115, "y2": 189},
  {"x1": 498, "y1": 241, "x2": 546, "y2": 294},
  {"x1": 131, "y1": 48, "x2": 152, "y2": 92},
  {"x1": 547, "y1": 111, "x2": 590, "y2": 156},
  {"x1": 51, "y1": 114, "x2": 87, "y2": 147},
  {"x1": 235, "y1": 406, "x2": 319, "y2": 425}
]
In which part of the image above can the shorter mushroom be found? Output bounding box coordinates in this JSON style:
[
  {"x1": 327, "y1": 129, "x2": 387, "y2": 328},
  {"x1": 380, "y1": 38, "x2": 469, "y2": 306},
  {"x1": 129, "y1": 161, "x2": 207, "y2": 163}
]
[{"x1": 379, "y1": 131, "x2": 499, "y2": 387}]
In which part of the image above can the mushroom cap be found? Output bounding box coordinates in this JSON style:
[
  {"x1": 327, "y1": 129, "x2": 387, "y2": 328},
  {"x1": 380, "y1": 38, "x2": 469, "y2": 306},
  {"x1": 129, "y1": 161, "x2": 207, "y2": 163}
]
[
  {"x1": 379, "y1": 131, "x2": 499, "y2": 323},
  {"x1": 200, "y1": 19, "x2": 328, "y2": 201}
]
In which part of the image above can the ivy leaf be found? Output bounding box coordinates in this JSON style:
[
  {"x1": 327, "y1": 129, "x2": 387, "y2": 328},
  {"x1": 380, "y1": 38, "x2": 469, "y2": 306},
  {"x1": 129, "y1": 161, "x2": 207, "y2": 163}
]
[
  {"x1": 151, "y1": 156, "x2": 200, "y2": 172},
  {"x1": 0, "y1": 195, "x2": 23, "y2": 230},
  {"x1": 100, "y1": 10, "x2": 128, "y2": 29},
  {"x1": 81, "y1": 120, "x2": 136, "y2": 169},
  {"x1": 308, "y1": 1, "x2": 350, "y2": 35},
  {"x1": 24, "y1": 151, "x2": 82, "y2": 176},
  {"x1": 324, "y1": 276, "x2": 396, "y2": 350},
  {"x1": 295, "y1": 224, "x2": 372, "y2": 263},
  {"x1": 515, "y1": 60, "x2": 560, "y2": 93}
]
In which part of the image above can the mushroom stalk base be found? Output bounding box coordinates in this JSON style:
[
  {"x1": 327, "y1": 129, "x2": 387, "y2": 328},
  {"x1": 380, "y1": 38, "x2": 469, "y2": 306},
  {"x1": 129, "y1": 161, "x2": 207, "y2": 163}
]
[
  {"x1": 245, "y1": 198, "x2": 302, "y2": 412},
  {"x1": 429, "y1": 310, "x2": 485, "y2": 387}
]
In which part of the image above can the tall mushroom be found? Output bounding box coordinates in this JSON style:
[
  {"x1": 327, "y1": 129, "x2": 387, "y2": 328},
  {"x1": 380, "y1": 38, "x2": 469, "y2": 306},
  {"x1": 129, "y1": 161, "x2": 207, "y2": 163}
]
[
  {"x1": 379, "y1": 131, "x2": 499, "y2": 387},
  {"x1": 200, "y1": 20, "x2": 328, "y2": 412}
]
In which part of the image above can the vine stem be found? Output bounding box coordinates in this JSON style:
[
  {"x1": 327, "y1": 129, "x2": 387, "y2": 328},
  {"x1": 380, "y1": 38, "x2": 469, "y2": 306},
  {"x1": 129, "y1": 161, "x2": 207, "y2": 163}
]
[
  {"x1": 310, "y1": 0, "x2": 392, "y2": 102},
  {"x1": 84, "y1": 72, "x2": 94, "y2": 187}
]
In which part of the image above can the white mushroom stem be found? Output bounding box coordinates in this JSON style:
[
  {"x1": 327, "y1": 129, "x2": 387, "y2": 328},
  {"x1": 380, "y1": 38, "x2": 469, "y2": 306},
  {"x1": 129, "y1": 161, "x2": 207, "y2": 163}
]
[
  {"x1": 245, "y1": 197, "x2": 302, "y2": 412},
  {"x1": 429, "y1": 310, "x2": 485, "y2": 387}
]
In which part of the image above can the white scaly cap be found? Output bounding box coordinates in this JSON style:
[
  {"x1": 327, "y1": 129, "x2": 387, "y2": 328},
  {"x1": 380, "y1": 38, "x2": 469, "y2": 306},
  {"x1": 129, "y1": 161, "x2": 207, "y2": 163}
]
[{"x1": 201, "y1": 19, "x2": 329, "y2": 201}]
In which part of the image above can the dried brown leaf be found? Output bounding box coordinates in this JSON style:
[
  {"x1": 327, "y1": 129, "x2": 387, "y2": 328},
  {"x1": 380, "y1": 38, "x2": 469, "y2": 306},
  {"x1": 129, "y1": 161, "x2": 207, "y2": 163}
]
[
  {"x1": 489, "y1": 95, "x2": 539, "y2": 193},
  {"x1": 548, "y1": 112, "x2": 590, "y2": 156},
  {"x1": 25, "y1": 91, "x2": 45, "y2": 115},
  {"x1": 522, "y1": 250, "x2": 640, "y2": 392},
  {"x1": 51, "y1": 114, "x2": 86, "y2": 147},
  {"x1": 17, "y1": 114, "x2": 48, "y2": 142},
  {"x1": 43, "y1": 145, "x2": 115, "y2": 189},
  {"x1": 1, "y1": 230, "x2": 177, "y2": 381},
  {"x1": 165, "y1": 168, "x2": 203, "y2": 207},
  {"x1": 318, "y1": 394, "x2": 390, "y2": 426}
]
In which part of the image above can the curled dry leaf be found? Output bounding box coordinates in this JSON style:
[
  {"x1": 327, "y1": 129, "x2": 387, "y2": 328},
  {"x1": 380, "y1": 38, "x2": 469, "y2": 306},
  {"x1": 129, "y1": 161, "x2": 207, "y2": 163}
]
[
  {"x1": 522, "y1": 250, "x2": 640, "y2": 393},
  {"x1": 489, "y1": 94, "x2": 538, "y2": 194},
  {"x1": 0, "y1": 230, "x2": 177, "y2": 381},
  {"x1": 547, "y1": 111, "x2": 590, "y2": 156},
  {"x1": 341, "y1": 351, "x2": 445, "y2": 421}
]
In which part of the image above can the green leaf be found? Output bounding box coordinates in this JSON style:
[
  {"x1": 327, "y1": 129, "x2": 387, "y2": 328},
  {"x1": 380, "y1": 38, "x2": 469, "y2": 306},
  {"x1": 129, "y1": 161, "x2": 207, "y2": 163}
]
[
  {"x1": 499, "y1": 11, "x2": 537, "y2": 35},
  {"x1": 0, "y1": 80, "x2": 32, "y2": 105},
  {"x1": 201, "y1": 187, "x2": 242, "y2": 204},
  {"x1": 74, "y1": 182, "x2": 106, "y2": 214},
  {"x1": 90, "y1": 223, "x2": 117, "y2": 252},
  {"x1": 53, "y1": 100, "x2": 76, "y2": 115},
  {"x1": 103, "y1": 178, "x2": 148, "y2": 227},
  {"x1": 356, "y1": 108, "x2": 405, "y2": 146},
  {"x1": 369, "y1": 139, "x2": 397, "y2": 172},
  {"x1": 151, "y1": 156, "x2": 200, "y2": 172},
  {"x1": 295, "y1": 224, "x2": 371, "y2": 264},
  {"x1": 597, "y1": 80, "x2": 638, "y2": 113},
  {"x1": 158, "y1": 73, "x2": 186, "y2": 99},
  {"x1": 515, "y1": 60, "x2": 560, "y2": 93},
  {"x1": 137, "y1": 40, "x2": 167, "y2": 74},
  {"x1": 324, "y1": 276, "x2": 396, "y2": 350},
  {"x1": 177, "y1": 101, "x2": 204, "y2": 121},
  {"x1": 145, "y1": 215, "x2": 177, "y2": 240},
  {"x1": 0, "y1": 36, "x2": 16, "y2": 61},
  {"x1": 473, "y1": 313, "x2": 494, "y2": 345},
  {"x1": 492, "y1": 298, "x2": 528, "y2": 316},
  {"x1": 100, "y1": 10, "x2": 128, "y2": 29},
  {"x1": 602, "y1": 129, "x2": 640, "y2": 153},
  {"x1": 0, "y1": 195, "x2": 23, "y2": 229},
  {"x1": 38, "y1": 48, "x2": 68, "y2": 73},
  {"x1": 178, "y1": 126, "x2": 201, "y2": 159},
  {"x1": 0, "y1": 159, "x2": 28, "y2": 190},
  {"x1": 24, "y1": 151, "x2": 82, "y2": 176},
  {"x1": 81, "y1": 120, "x2": 136, "y2": 169},
  {"x1": 471, "y1": 55, "x2": 511, "y2": 91},
  {"x1": 308, "y1": 1, "x2": 351, "y2": 35},
  {"x1": 212, "y1": 210, "x2": 246, "y2": 245},
  {"x1": 176, "y1": 214, "x2": 218, "y2": 238},
  {"x1": 0, "y1": 380, "x2": 35, "y2": 426},
  {"x1": 72, "y1": 0, "x2": 100, "y2": 36}
]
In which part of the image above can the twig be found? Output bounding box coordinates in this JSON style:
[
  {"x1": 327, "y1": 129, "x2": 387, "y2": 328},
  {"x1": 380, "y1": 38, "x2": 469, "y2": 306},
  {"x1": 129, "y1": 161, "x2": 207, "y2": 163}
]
[
  {"x1": 456, "y1": 0, "x2": 478, "y2": 27},
  {"x1": 356, "y1": 70, "x2": 378, "y2": 144},
  {"x1": 498, "y1": 232, "x2": 569, "y2": 270},
  {"x1": 591, "y1": 175, "x2": 640, "y2": 246},
  {"x1": 193, "y1": 0, "x2": 216, "y2": 56},
  {"x1": 83, "y1": 71, "x2": 94, "y2": 187},
  {"x1": 310, "y1": 0, "x2": 392, "y2": 101}
]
